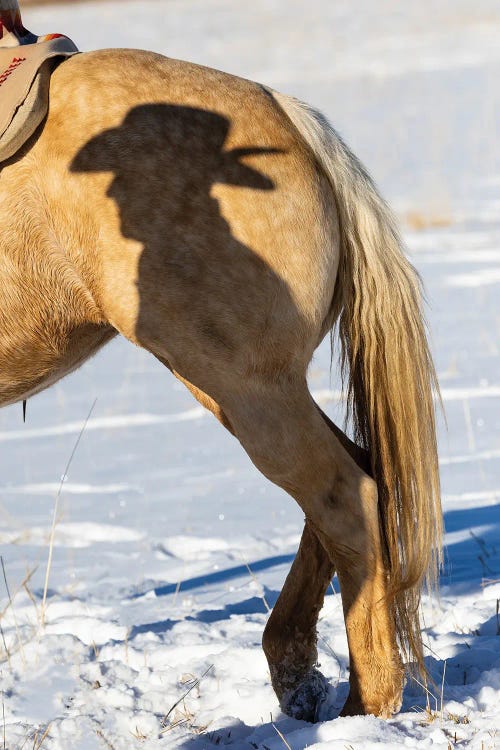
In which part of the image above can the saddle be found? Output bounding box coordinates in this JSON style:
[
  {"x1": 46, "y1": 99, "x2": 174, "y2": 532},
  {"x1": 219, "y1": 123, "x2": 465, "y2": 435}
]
[{"x1": 0, "y1": 34, "x2": 78, "y2": 162}]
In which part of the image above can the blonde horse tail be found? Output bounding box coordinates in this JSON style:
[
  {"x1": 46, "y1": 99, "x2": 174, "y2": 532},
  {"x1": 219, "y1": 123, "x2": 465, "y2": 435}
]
[{"x1": 272, "y1": 90, "x2": 442, "y2": 676}]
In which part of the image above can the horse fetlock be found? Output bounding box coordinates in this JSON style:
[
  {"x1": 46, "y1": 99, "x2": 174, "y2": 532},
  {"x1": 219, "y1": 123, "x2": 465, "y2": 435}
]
[
  {"x1": 341, "y1": 661, "x2": 404, "y2": 718},
  {"x1": 265, "y1": 630, "x2": 318, "y2": 694},
  {"x1": 339, "y1": 582, "x2": 403, "y2": 718}
]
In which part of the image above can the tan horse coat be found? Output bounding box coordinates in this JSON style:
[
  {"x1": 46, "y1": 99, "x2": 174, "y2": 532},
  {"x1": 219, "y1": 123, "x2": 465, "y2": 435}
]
[{"x1": 0, "y1": 49, "x2": 441, "y2": 720}]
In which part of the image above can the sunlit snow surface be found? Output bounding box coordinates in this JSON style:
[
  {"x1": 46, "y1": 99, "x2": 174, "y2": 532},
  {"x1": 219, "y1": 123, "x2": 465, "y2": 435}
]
[{"x1": 1, "y1": 1, "x2": 499, "y2": 748}]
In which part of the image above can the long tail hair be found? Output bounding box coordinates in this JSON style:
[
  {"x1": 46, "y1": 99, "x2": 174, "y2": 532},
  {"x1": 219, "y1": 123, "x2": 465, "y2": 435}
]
[{"x1": 272, "y1": 90, "x2": 442, "y2": 675}]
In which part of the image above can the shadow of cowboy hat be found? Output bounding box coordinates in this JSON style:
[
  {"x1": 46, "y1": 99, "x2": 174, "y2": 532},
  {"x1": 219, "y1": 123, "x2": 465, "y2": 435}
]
[{"x1": 70, "y1": 103, "x2": 283, "y2": 192}]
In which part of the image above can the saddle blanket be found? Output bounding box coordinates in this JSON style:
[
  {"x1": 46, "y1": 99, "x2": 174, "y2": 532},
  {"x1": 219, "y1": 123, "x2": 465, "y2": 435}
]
[{"x1": 0, "y1": 31, "x2": 78, "y2": 162}]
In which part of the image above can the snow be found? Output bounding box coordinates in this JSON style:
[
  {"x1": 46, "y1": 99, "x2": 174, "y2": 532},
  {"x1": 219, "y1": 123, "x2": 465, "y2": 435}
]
[{"x1": 1, "y1": 0, "x2": 499, "y2": 748}]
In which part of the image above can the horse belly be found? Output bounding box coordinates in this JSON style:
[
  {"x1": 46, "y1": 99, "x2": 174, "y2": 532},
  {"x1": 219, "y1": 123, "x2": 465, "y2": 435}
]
[{"x1": 0, "y1": 321, "x2": 115, "y2": 408}]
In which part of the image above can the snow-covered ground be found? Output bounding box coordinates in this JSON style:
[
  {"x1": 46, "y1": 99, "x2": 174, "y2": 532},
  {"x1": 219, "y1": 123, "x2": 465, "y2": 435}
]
[{"x1": 1, "y1": 1, "x2": 499, "y2": 748}]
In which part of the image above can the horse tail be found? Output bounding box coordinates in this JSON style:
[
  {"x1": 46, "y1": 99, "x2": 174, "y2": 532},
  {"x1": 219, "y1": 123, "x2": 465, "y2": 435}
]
[{"x1": 271, "y1": 90, "x2": 442, "y2": 675}]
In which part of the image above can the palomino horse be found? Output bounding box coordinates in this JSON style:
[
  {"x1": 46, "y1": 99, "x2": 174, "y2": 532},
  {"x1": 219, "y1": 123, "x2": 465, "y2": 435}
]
[{"x1": 0, "y1": 34, "x2": 442, "y2": 719}]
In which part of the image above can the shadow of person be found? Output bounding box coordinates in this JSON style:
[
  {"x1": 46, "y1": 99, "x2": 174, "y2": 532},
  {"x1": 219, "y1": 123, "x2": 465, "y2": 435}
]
[{"x1": 71, "y1": 103, "x2": 286, "y2": 361}]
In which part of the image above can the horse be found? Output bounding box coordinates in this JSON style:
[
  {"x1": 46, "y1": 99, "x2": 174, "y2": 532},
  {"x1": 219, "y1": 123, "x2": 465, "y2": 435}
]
[{"x1": 0, "y1": 45, "x2": 442, "y2": 721}]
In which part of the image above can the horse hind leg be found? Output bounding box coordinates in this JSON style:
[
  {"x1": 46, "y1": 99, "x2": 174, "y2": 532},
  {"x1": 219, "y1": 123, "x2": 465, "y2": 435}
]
[
  {"x1": 220, "y1": 378, "x2": 403, "y2": 718},
  {"x1": 262, "y1": 520, "x2": 335, "y2": 721},
  {"x1": 262, "y1": 415, "x2": 371, "y2": 721},
  {"x1": 156, "y1": 354, "x2": 235, "y2": 433},
  {"x1": 160, "y1": 362, "x2": 336, "y2": 719},
  {"x1": 154, "y1": 358, "x2": 402, "y2": 717}
]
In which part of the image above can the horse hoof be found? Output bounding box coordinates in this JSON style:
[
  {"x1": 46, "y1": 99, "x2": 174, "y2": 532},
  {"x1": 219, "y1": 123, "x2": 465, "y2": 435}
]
[
  {"x1": 340, "y1": 693, "x2": 402, "y2": 718},
  {"x1": 281, "y1": 669, "x2": 333, "y2": 723}
]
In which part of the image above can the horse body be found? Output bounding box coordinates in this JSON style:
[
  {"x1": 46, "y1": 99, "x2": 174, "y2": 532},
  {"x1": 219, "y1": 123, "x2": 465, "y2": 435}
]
[{"x1": 0, "y1": 48, "x2": 441, "y2": 719}]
